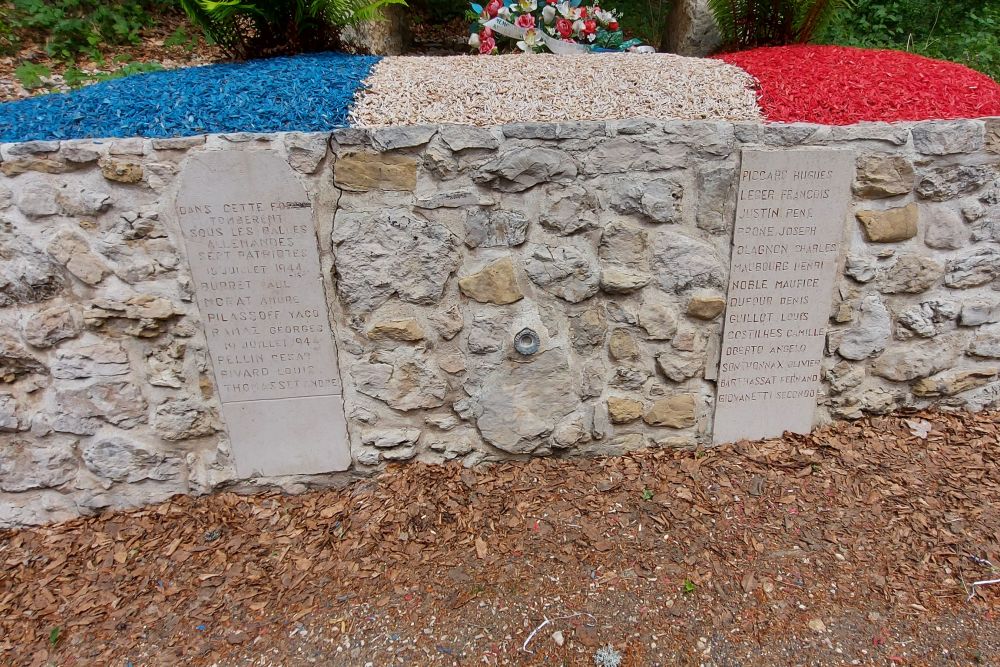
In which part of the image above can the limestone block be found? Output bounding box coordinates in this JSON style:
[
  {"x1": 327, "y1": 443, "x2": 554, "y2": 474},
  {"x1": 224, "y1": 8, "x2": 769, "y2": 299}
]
[
  {"x1": 0, "y1": 335, "x2": 46, "y2": 381},
  {"x1": 14, "y1": 180, "x2": 59, "y2": 217},
  {"x1": 1, "y1": 158, "x2": 71, "y2": 176},
  {"x1": 923, "y1": 206, "x2": 968, "y2": 250},
  {"x1": 0, "y1": 440, "x2": 77, "y2": 492},
  {"x1": 838, "y1": 294, "x2": 891, "y2": 360},
  {"x1": 637, "y1": 292, "x2": 679, "y2": 340},
  {"x1": 696, "y1": 163, "x2": 736, "y2": 233},
  {"x1": 845, "y1": 254, "x2": 877, "y2": 283},
  {"x1": 916, "y1": 164, "x2": 994, "y2": 201},
  {"x1": 652, "y1": 230, "x2": 726, "y2": 294},
  {"x1": 474, "y1": 147, "x2": 577, "y2": 192},
  {"x1": 458, "y1": 257, "x2": 524, "y2": 305},
  {"x1": 856, "y1": 203, "x2": 918, "y2": 242},
  {"x1": 368, "y1": 318, "x2": 425, "y2": 342},
  {"x1": 944, "y1": 246, "x2": 1000, "y2": 288},
  {"x1": 969, "y1": 324, "x2": 1000, "y2": 359},
  {"x1": 53, "y1": 380, "x2": 147, "y2": 434},
  {"x1": 524, "y1": 243, "x2": 599, "y2": 303},
  {"x1": 99, "y1": 158, "x2": 144, "y2": 184},
  {"x1": 571, "y1": 305, "x2": 607, "y2": 348},
  {"x1": 351, "y1": 348, "x2": 448, "y2": 410},
  {"x1": 47, "y1": 228, "x2": 111, "y2": 286},
  {"x1": 686, "y1": 291, "x2": 726, "y2": 320},
  {"x1": 428, "y1": 305, "x2": 464, "y2": 340},
  {"x1": 55, "y1": 185, "x2": 111, "y2": 216},
  {"x1": 911, "y1": 121, "x2": 984, "y2": 155},
  {"x1": 538, "y1": 183, "x2": 599, "y2": 236},
  {"x1": 871, "y1": 339, "x2": 960, "y2": 381},
  {"x1": 608, "y1": 329, "x2": 640, "y2": 361},
  {"x1": 334, "y1": 153, "x2": 418, "y2": 191},
  {"x1": 467, "y1": 314, "x2": 505, "y2": 354},
  {"x1": 439, "y1": 125, "x2": 499, "y2": 152},
  {"x1": 655, "y1": 350, "x2": 704, "y2": 382},
  {"x1": 371, "y1": 126, "x2": 437, "y2": 151},
  {"x1": 643, "y1": 394, "x2": 697, "y2": 428},
  {"x1": 598, "y1": 220, "x2": 649, "y2": 270},
  {"x1": 599, "y1": 268, "x2": 650, "y2": 294},
  {"x1": 853, "y1": 154, "x2": 914, "y2": 198},
  {"x1": 607, "y1": 396, "x2": 643, "y2": 424},
  {"x1": 23, "y1": 304, "x2": 83, "y2": 348},
  {"x1": 607, "y1": 176, "x2": 683, "y2": 224},
  {"x1": 361, "y1": 427, "x2": 421, "y2": 449},
  {"x1": 82, "y1": 436, "x2": 182, "y2": 483},
  {"x1": 333, "y1": 209, "x2": 460, "y2": 313},
  {"x1": 912, "y1": 368, "x2": 998, "y2": 397},
  {"x1": 878, "y1": 254, "x2": 944, "y2": 294},
  {"x1": 153, "y1": 397, "x2": 216, "y2": 441},
  {"x1": 465, "y1": 209, "x2": 529, "y2": 248},
  {"x1": 960, "y1": 299, "x2": 1000, "y2": 326},
  {"x1": 283, "y1": 132, "x2": 328, "y2": 173}
]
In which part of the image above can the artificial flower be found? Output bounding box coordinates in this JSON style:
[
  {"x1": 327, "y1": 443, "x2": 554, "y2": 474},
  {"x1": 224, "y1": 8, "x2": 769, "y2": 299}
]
[
  {"x1": 608, "y1": 20, "x2": 618, "y2": 30},
  {"x1": 516, "y1": 27, "x2": 540, "y2": 51},
  {"x1": 517, "y1": 0, "x2": 537, "y2": 12},
  {"x1": 497, "y1": 6, "x2": 511, "y2": 18},
  {"x1": 541, "y1": 5, "x2": 555, "y2": 23},
  {"x1": 485, "y1": 0, "x2": 502, "y2": 17},
  {"x1": 556, "y1": 18, "x2": 572, "y2": 37},
  {"x1": 583, "y1": 19, "x2": 597, "y2": 34},
  {"x1": 468, "y1": 32, "x2": 481, "y2": 48},
  {"x1": 516, "y1": 13, "x2": 536, "y2": 28},
  {"x1": 480, "y1": 35, "x2": 496, "y2": 53},
  {"x1": 572, "y1": 19, "x2": 584, "y2": 35}
]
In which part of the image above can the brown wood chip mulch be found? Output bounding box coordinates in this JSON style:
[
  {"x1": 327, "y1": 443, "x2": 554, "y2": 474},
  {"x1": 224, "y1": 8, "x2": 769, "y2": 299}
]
[{"x1": 2, "y1": 409, "x2": 999, "y2": 666}]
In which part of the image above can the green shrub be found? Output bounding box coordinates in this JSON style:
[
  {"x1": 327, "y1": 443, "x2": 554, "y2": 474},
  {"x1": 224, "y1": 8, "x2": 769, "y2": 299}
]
[
  {"x1": 707, "y1": 0, "x2": 852, "y2": 51},
  {"x1": 179, "y1": 0, "x2": 407, "y2": 59},
  {"x1": 7, "y1": 0, "x2": 172, "y2": 61},
  {"x1": 820, "y1": 0, "x2": 1000, "y2": 81},
  {"x1": 603, "y1": 0, "x2": 673, "y2": 51}
]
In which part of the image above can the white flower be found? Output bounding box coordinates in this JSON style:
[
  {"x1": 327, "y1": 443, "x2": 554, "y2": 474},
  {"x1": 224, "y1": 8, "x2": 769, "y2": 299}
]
[
  {"x1": 556, "y1": 2, "x2": 573, "y2": 18},
  {"x1": 517, "y1": 0, "x2": 537, "y2": 12},
  {"x1": 587, "y1": 32, "x2": 596, "y2": 42},
  {"x1": 541, "y1": 5, "x2": 556, "y2": 23},
  {"x1": 572, "y1": 19, "x2": 584, "y2": 34},
  {"x1": 469, "y1": 32, "x2": 481, "y2": 48},
  {"x1": 498, "y1": 6, "x2": 511, "y2": 18}
]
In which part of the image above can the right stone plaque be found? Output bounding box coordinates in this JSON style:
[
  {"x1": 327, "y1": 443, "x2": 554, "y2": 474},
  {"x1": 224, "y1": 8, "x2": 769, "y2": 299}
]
[{"x1": 712, "y1": 148, "x2": 854, "y2": 444}]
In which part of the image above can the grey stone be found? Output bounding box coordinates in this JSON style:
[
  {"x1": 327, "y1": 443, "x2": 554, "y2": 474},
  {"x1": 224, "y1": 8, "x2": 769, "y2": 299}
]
[
  {"x1": 53, "y1": 380, "x2": 147, "y2": 434},
  {"x1": 415, "y1": 190, "x2": 490, "y2": 210},
  {"x1": 551, "y1": 410, "x2": 592, "y2": 448},
  {"x1": 610, "y1": 366, "x2": 651, "y2": 390},
  {"x1": 472, "y1": 349, "x2": 579, "y2": 453},
  {"x1": 428, "y1": 304, "x2": 464, "y2": 340},
  {"x1": 924, "y1": 206, "x2": 968, "y2": 250},
  {"x1": 23, "y1": 303, "x2": 83, "y2": 348},
  {"x1": 911, "y1": 121, "x2": 984, "y2": 155},
  {"x1": 598, "y1": 220, "x2": 649, "y2": 272},
  {"x1": 664, "y1": 0, "x2": 721, "y2": 55},
  {"x1": 284, "y1": 132, "x2": 329, "y2": 173},
  {"x1": 427, "y1": 431, "x2": 476, "y2": 458},
  {"x1": 838, "y1": 295, "x2": 891, "y2": 360},
  {"x1": 599, "y1": 268, "x2": 651, "y2": 293},
  {"x1": 439, "y1": 125, "x2": 499, "y2": 152},
  {"x1": 381, "y1": 446, "x2": 417, "y2": 461},
  {"x1": 872, "y1": 339, "x2": 961, "y2": 381},
  {"x1": 0, "y1": 394, "x2": 20, "y2": 432},
  {"x1": 84, "y1": 294, "x2": 182, "y2": 338},
  {"x1": 372, "y1": 126, "x2": 437, "y2": 151},
  {"x1": 897, "y1": 305, "x2": 936, "y2": 338},
  {"x1": 332, "y1": 209, "x2": 461, "y2": 313},
  {"x1": 151, "y1": 136, "x2": 206, "y2": 151},
  {"x1": 960, "y1": 299, "x2": 1000, "y2": 326},
  {"x1": 0, "y1": 183, "x2": 11, "y2": 209},
  {"x1": 826, "y1": 361, "x2": 864, "y2": 394},
  {"x1": 878, "y1": 254, "x2": 944, "y2": 294},
  {"x1": 845, "y1": 254, "x2": 878, "y2": 283},
  {"x1": 153, "y1": 398, "x2": 216, "y2": 441},
  {"x1": 0, "y1": 440, "x2": 76, "y2": 492},
  {"x1": 524, "y1": 243, "x2": 600, "y2": 303},
  {"x1": 637, "y1": 292, "x2": 679, "y2": 340},
  {"x1": 55, "y1": 185, "x2": 111, "y2": 216},
  {"x1": 608, "y1": 176, "x2": 683, "y2": 224},
  {"x1": 352, "y1": 348, "x2": 448, "y2": 411},
  {"x1": 944, "y1": 246, "x2": 1000, "y2": 288},
  {"x1": 361, "y1": 427, "x2": 421, "y2": 448},
  {"x1": 6, "y1": 140, "x2": 60, "y2": 156},
  {"x1": 570, "y1": 305, "x2": 607, "y2": 348},
  {"x1": 853, "y1": 154, "x2": 915, "y2": 198},
  {"x1": 538, "y1": 184, "x2": 599, "y2": 235},
  {"x1": 474, "y1": 147, "x2": 577, "y2": 192},
  {"x1": 584, "y1": 137, "x2": 686, "y2": 173},
  {"x1": 82, "y1": 436, "x2": 181, "y2": 483},
  {"x1": 109, "y1": 138, "x2": 147, "y2": 155},
  {"x1": 0, "y1": 334, "x2": 46, "y2": 381},
  {"x1": 502, "y1": 123, "x2": 558, "y2": 140},
  {"x1": 60, "y1": 142, "x2": 103, "y2": 163},
  {"x1": 15, "y1": 181, "x2": 59, "y2": 217},
  {"x1": 464, "y1": 209, "x2": 529, "y2": 248},
  {"x1": 916, "y1": 165, "x2": 994, "y2": 202},
  {"x1": 652, "y1": 231, "x2": 726, "y2": 294},
  {"x1": 468, "y1": 314, "x2": 505, "y2": 354},
  {"x1": 696, "y1": 163, "x2": 736, "y2": 233},
  {"x1": 969, "y1": 324, "x2": 1000, "y2": 359},
  {"x1": 912, "y1": 368, "x2": 999, "y2": 397}
]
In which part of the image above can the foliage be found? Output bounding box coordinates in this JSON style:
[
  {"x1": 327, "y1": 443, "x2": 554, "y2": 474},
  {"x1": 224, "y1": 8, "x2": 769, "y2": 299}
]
[
  {"x1": 819, "y1": 0, "x2": 1000, "y2": 81},
  {"x1": 179, "y1": 0, "x2": 407, "y2": 59},
  {"x1": 4, "y1": 0, "x2": 171, "y2": 61},
  {"x1": 14, "y1": 62, "x2": 51, "y2": 90},
  {"x1": 707, "y1": 0, "x2": 853, "y2": 51},
  {"x1": 601, "y1": 0, "x2": 671, "y2": 51},
  {"x1": 469, "y1": 0, "x2": 646, "y2": 55},
  {"x1": 14, "y1": 59, "x2": 163, "y2": 93}
]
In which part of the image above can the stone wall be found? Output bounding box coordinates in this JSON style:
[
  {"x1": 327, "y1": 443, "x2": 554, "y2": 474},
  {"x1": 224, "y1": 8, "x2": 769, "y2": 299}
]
[{"x1": 0, "y1": 118, "x2": 998, "y2": 527}]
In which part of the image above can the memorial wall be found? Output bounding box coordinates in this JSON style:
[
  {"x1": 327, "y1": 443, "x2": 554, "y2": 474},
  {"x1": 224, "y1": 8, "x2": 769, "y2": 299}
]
[{"x1": 0, "y1": 118, "x2": 998, "y2": 526}]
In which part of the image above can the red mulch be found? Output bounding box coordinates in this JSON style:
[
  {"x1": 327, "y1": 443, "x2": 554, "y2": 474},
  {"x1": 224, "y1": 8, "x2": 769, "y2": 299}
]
[{"x1": 716, "y1": 44, "x2": 1000, "y2": 125}]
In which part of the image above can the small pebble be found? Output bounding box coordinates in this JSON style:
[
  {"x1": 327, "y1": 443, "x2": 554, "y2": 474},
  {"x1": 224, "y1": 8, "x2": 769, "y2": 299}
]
[
  {"x1": 808, "y1": 618, "x2": 827, "y2": 633},
  {"x1": 552, "y1": 630, "x2": 564, "y2": 646}
]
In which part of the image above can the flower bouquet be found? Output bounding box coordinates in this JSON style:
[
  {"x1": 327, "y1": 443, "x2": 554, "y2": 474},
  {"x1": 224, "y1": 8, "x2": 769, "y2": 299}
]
[{"x1": 468, "y1": 0, "x2": 649, "y2": 55}]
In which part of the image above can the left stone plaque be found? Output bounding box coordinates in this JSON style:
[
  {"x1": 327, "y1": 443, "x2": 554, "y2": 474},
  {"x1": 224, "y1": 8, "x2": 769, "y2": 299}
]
[{"x1": 175, "y1": 150, "x2": 351, "y2": 476}]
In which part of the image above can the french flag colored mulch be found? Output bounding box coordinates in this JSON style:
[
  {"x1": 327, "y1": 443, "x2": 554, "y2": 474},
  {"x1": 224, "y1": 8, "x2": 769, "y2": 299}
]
[{"x1": 717, "y1": 44, "x2": 1000, "y2": 125}]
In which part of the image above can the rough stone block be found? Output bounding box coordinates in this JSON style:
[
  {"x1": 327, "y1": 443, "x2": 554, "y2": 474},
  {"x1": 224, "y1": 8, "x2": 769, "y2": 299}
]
[
  {"x1": 334, "y1": 153, "x2": 418, "y2": 191},
  {"x1": 856, "y1": 203, "x2": 918, "y2": 242}
]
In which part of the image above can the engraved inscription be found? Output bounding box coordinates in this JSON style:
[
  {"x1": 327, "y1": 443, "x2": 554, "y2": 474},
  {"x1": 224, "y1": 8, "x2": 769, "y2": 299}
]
[{"x1": 713, "y1": 149, "x2": 854, "y2": 444}]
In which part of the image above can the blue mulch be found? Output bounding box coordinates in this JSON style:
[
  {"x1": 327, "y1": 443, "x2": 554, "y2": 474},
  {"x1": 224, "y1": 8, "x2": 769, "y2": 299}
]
[{"x1": 0, "y1": 52, "x2": 380, "y2": 143}]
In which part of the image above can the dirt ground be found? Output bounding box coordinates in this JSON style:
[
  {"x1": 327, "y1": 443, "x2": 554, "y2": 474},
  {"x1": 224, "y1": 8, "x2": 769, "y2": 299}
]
[{"x1": 2, "y1": 409, "x2": 999, "y2": 666}]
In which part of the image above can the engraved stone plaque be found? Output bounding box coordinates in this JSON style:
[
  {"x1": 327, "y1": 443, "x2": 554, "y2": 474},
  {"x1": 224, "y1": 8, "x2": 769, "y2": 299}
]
[
  {"x1": 175, "y1": 150, "x2": 351, "y2": 475},
  {"x1": 713, "y1": 148, "x2": 854, "y2": 444}
]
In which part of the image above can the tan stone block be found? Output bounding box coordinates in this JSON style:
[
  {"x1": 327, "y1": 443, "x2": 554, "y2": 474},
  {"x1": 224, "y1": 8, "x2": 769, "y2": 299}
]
[
  {"x1": 607, "y1": 396, "x2": 643, "y2": 424},
  {"x1": 856, "y1": 203, "x2": 918, "y2": 242},
  {"x1": 334, "y1": 152, "x2": 417, "y2": 191},
  {"x1": 686, "y1": 292, "x2": 726, "y2": 320},
  {"x1": 458, "y1": 257, "x2": 523, "y2": 305},
  {"x1": 0, "y1": 158, "x2": 70, "y2": 176},
  {"x1": 100, "y1": 158, "x2": 144, "y2": 184},
  {"x1": 643, "y1": 394, "x2": 697, "y2": 428},
  {"x1": 853, "y1": 154, "x2": 915, "y2": 198},
  {"x1": 368, "y1": 318, "x2": 425, "y2": 341},
  {"x1": 608, "y1": 329, "x2": 639, "y2": 361},
  {"x1": 911, "y1": 368, "x2": 998, "y2": 397}
]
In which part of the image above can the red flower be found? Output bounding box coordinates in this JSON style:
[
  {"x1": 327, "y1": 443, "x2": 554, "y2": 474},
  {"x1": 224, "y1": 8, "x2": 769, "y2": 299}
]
[
  {"x1": 578, "y1": 6, "x2": 587, "y2": 17},
  {"x1": 545, "y1": 0, "x2": 557, "y2": 4},
  {"x1": 480, "y1": 35, "x2": 496, "y2": 53},
  {"x1": 486, "y1": 0, "x2": 502, "y2": 17},
  {"x1": 482, "y1": 26, "x2": 493, "y2": 38},
  {"x1": 583, "y1": 19, "x2": 597, "y2": 34},
  {"x1": 608, "y1": 20, "x2": 618, "y2": 30},
  {"x1": 556, "y1": 18, "x2": 573, "y2": 37},
  {"x1": 515, "y1": 13, "x2": 535, "y2": 28}
]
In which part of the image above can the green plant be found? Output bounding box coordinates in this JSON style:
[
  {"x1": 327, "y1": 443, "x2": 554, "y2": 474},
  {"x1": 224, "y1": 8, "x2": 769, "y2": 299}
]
[
  {"x1": 8, "y1": 0, "x2": 170, "y2": 61},
  {"x1": 63, "y1": 61, "x2": 165, "y2": 88},
  {"x1": 682, "y1": 578, "x2": 696, "y2": 593},
  {"x1": 48, "y1": 626, "x2": 61, "y2": 649},
  {"x1": 14, "y1": 62, "x2": 51, "y2": 90},
  {"x1": 179, "y1": 0, "x2": 408, "y2": 59},
  {"x1": 606, "y1": 0, "x2": 672, "y2": 51},
  {"x1": 641, "y1": 488, "x2": 654, "y2": 501},
  {"x1": 164, "y1": 26, "x2": 199, "y2": 51},
  {"x1": 707, "y1": 0, "x2": 853, "y2": 51}
]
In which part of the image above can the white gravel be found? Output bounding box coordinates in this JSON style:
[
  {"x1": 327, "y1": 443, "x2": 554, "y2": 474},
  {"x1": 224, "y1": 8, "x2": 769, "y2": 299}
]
[{"x1": 350, "y1": 53, "x2": 761, "y2": 127}]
